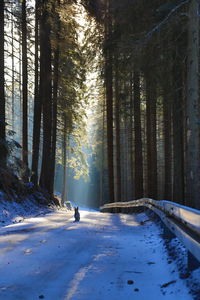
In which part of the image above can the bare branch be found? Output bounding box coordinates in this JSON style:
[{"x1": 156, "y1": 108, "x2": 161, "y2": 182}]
[{"x1": 145, "y1": 0, "x2": 190, "y2": 42}]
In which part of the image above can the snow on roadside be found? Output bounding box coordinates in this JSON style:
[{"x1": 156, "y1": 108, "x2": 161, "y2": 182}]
[
  {"x1": 146, "y1": 209, "x2": 200, "y2": 300},
  {"x1": 162, "y1": 234, "x2": 200, "y2": 299},
  {"x1": 0, "y1": 191, "x2": 67, "y2": 227},
  {"x1": 0, "y1": 189, "x2": 98, "y2": 228}
]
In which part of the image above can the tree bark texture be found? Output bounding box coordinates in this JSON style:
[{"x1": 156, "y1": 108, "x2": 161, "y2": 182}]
[
  {"x1": 146, "y1": 73, "x2": 157, "y2": 199},
  {"x1": 61, "y1": 116, "x2": 67, "y2": 205},
  {"x1": 163, "y1": 86, "x2": 172, "y2": 201},
  {"x1": 0, "y1": 0, "x2": 7, "y2": 167},
  {"x1": 185, "y1": 0, "x2": 200, "y2": 209},
  {"x1": 39, "y1": 1, "x2": 53, "y2": 193},
  {"x1": 105, "y1": 1, "x2": 114, "y2": 203},
  {"x1": 114, "y1": 54, "x2": 121, "y2": 202},
  {"x1": 133, "y1": 70, "x2": 144, "y2": 199},
  {"x1": 172, "y1": 61, "x2": 184, "y2": 204},
  {"x1": 22, "y1": 0, "x2": 29, "y2": 180},
  {"x1": 49, "y1": 0, "x2": 60, "y2": 194},
  {"x1": 31, "y1": 0, "x2": 41, "y2": 185}
]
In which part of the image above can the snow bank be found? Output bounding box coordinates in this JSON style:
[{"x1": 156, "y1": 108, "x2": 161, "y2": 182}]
[{"x1": 0, "y1": 191, "x2": 68, "y2": 227}]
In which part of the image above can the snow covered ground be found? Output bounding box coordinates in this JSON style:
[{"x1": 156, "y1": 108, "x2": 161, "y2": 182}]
[
  {"x1": 0, "y1": 200, "x2": 199, "y2": 300},
  {"x1": 0, "y1": 197, "x2": 53, "y2": 227}
]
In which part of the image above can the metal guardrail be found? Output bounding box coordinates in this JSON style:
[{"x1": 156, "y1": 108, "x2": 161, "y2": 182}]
[{"x1": 100, "y1": 198, "x2": 200, "y2": 264}]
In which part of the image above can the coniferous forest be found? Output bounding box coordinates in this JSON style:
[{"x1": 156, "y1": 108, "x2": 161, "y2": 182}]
[{"x1": 0, "y1": 0, "x2": 200, "y2": 210}]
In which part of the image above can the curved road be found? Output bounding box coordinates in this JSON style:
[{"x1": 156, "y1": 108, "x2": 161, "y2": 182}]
[{"x1": 0, "y1": 210, "x2": 193, "y2": 300}]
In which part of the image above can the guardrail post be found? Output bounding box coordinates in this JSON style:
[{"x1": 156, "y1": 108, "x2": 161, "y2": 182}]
[
  {"x1": 114, "y1": 207, "x2": 118, "y2": 213},
  {"x1": 187, "y1": 251, "x2": 200, "y2": 272},
  {"x1": 121, "y1": 207, "x2": 126, "y2": 214}
]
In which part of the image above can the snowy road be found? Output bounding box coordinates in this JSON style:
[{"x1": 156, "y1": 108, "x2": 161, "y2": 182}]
[{"x1": 0, "y1": 210, "x2": 193, "y2": 300}]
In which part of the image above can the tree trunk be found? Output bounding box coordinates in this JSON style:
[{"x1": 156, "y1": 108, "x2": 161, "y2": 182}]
[
  {"x1": 130, "y1": 75, "x2": 134, "y2": 200},
  {"x1": 22, "y1": 0, "x2": 29, "y2": 180},
  {"x1": 114, "y1": 54, "x2": 121, "y2": 202},
  {"x1": 31, "y1": 0, "x2": 41, "y2": 185},
  {"x1": 39, "y1": 1, "x2": 53, "y2": 193},
  {"x1": 0, "y1": 0, "x2": 6, "y2": 167},
  {"x1": 163, "y1": 86, "x2": 172, "y2": 200},
  {"x1": 146, "y1": 73, "x2": 157, "y2": 199},
  {"x1": 61, "y1": 116, "x2": 67, "y2": 205},
  {"x1": 105, "y1": 0, "x2": 114, "y2": 203},
  {"x1": 49, "y1": 0, "x2": 60, "y2": 194},
  {"x1": 185, "y1": 0, "x2": 200, "y2": 209},
  {"x1": 11, "y1": 3, "x2": 15, "y2": 131},
  {"x1": 133, "y1": 70, "x2": 143, "y2": 199},
  {"x1": 100, "y1": 98, "x2": 106, "y2": 205},
  {"x1": 50, "y1": 49, "x2": 59, "y2": 194},
  {"x1": 121, "y1": 122, "x2": 127, "y2": 201},
  {"x1": 124, "y1": 117, "x2": 128, "y2": 201},
  {"x1": 172, "y1": 61, "x2": 184, "y2": 205}
]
